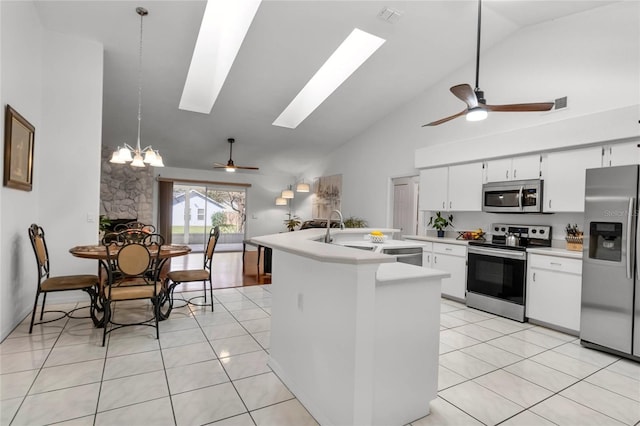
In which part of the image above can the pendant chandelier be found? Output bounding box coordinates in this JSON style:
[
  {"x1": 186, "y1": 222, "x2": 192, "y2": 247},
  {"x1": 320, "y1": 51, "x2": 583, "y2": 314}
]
[{"x1": 110, "y1": 7, "x2": 164, "y2": 168}]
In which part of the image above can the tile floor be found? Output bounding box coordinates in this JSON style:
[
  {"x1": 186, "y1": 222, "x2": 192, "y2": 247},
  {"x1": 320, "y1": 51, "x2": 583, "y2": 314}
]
[{"x1": 1, "y1": 285, "x2": 639, "y2": 426}]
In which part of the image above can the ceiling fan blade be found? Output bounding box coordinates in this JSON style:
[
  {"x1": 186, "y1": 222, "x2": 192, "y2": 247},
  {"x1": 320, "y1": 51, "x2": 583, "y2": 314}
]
[
  {"x1": 485, "y1": 102, "x2": 554, "y2": 112},
  {"x1": 450, "y1": 84, "x2": 478, "y2": 108},
  {"x1": 235, "y1": 166, "x2": 260, "y2": 170},
  {"x1": 422, "y1": 109, "x2": 468, "y2": 127}
]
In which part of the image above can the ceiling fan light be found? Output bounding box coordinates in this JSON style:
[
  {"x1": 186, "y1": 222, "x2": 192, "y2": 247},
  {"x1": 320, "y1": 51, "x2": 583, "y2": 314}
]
[
  {"x1": 466, "y1": 107, "x2": 488, "y2": 122},
  {"x1": 275, "y1": 197, "x2": 287, "y2": 206},
  {"x1": 225, "y1": 166, "x2": 236, "y2": 172},
  {"x1": 296, "y1": 182, "x2": 310, "y2": 192}
]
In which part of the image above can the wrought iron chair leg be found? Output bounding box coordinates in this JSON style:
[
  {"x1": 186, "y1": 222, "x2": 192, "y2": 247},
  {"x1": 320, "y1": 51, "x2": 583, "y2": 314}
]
[
  {"x1": 102, "y1": 301, "x2": 111, "y2": 347},
  {"x1": 84, "y1": 287, "x2": 101, "y2": 327},
  {"x1": 202, "y1": 281, "x2": 207, "y2": 303},
  {"x1": 29, "y1": 291, "x2": 41, "y2": 334},
  {"x1": 40, "y1": 292, "x2": 48, "y2": 321},
  {"x1": 209, "y1": 281, "x2": 214, "y2": 312}
]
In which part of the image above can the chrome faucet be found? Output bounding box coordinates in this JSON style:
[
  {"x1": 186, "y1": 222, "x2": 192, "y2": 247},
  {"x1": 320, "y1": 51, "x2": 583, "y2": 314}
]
[{"x1": 324, "y1": 209, "x2": 344, "y2": 243}]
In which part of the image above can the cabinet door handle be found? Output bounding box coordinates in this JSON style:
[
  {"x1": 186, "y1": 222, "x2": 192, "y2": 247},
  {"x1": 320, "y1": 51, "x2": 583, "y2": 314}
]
[
  {"x1": 427, "y1": 255, "x2": 430, "y2": 263},
  {"x1": 514, "y1": 169, "x2": 517, "y2": 179},
  {"x1": 533, "y1": 272, "x2": 536, "y2": 282},
  {"x1": 550, "y1": 262, "x2": 562, "y2": 267},
  {"x1": 548, "y1": 199, "x2": 552, "y2": 209},
  {"x1": 506, "y1": 170, "x2": 509, "y2": 180},
  {"x1": 449, "y1": 201, "x2": 452, "y2": 209},
  {"x1": 442, "y1": 201, "x2": 445, "y2": 209},
  {"x1": 434, "y1": 256, "x2": 437, "y2": 264},
  {"x1": 445, "y1": 248, "x2": 452, "y2": 251}
]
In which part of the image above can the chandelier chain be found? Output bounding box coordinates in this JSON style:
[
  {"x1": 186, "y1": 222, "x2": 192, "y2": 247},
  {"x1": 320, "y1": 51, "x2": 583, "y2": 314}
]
[{"x1": 136, "y1": 7, "x2": 145, "y2": 151}]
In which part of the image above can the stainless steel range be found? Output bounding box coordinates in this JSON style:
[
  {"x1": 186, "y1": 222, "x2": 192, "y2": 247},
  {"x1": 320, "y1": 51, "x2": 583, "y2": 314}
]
[{"x1": 466, "y1": 223, "x2": 552, "y2": 322}]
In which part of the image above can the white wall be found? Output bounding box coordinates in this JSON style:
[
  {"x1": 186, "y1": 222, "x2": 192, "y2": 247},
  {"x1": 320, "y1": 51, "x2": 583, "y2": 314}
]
[
  {"x1": 0, "y1": 2, "x2": 103, "y2": 340},
  {"x1": 1, "y1": 1, "x2": 44, "y2": 340},
  {"x1": 155, "y1": 167, "x2": 310, "y2": 237},
  {"x1": 305, "y1": 2, "x2": 640, "y2": 229}
]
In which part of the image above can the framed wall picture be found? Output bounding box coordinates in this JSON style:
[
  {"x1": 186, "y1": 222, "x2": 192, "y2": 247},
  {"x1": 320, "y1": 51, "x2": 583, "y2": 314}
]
[{"x1": 4, "y1": 105, "x2": 35, "y2": 191}]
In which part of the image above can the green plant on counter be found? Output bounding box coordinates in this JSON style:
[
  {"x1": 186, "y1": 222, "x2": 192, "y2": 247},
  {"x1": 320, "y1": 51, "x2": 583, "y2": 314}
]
[
  {"x1": 284, "y1": 213, "x2": 301, "y2": 232},
  {"x1": 344, "y1": 216, "x2": 368, "y2": 228},
  {"x1": 428, "y1": 212, "x2": 454, "y2": 231}
]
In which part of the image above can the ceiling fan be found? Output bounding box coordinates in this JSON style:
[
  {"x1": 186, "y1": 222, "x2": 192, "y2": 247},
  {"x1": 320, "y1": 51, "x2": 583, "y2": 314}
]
[
  {"x1": 214, "y1": 138, "x2": 259, "y2": 172},
  {"x1": 423, "y1": 0, "x2": 554, "y2": 127}
]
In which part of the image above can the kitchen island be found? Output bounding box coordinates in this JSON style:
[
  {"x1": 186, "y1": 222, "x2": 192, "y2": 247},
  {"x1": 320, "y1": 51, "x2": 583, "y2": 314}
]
[{"x1": 251, "y1": 229, "x2": 449, "y2": 426}]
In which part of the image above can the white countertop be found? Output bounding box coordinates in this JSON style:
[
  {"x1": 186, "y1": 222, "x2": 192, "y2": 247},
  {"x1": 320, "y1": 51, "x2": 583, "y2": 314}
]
[
  {"x1": 402, "y1": 235, "x2": 471, "y2": 246},
  {"x1": 526, "y1": 246, "x2": 583, "y2": 259},
  {"x1": 376, "y1": 262, "x2": 450, "y2": 283},
  {"x1": 251, "y1": 228, "x2": 402, "y2": 265}
]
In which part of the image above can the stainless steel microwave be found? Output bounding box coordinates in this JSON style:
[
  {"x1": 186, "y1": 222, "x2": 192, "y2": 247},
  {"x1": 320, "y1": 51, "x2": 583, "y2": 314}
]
[{"x1": 482, "y1": 179, "x2": 543, "y2": 213}]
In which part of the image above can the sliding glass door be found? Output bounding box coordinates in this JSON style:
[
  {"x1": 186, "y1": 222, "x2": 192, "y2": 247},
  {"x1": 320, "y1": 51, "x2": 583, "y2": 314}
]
[{"x1": 171, "y1": 184, "x2": 246, "y2": 252}]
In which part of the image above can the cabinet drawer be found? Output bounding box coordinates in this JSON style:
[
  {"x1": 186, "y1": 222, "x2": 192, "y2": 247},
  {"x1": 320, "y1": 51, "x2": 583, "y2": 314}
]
[
  {"x1": 529, "y1": 254, "x2": 582, "y2": 275},
  {"x1": 433, "y1": 243, "x2": 466, "y2": 257}
]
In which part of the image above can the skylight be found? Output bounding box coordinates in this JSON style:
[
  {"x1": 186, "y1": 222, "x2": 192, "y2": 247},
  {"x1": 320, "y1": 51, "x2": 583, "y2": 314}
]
[
  {"x1": 272, "y1": 28, "x2": 386, "y2": 129},
  {"x1": 179, "y1": 0, "x2": 262, "y2": 114}
]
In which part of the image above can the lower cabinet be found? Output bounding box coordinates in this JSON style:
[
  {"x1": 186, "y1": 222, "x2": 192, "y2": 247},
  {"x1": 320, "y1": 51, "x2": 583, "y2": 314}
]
[
  {"x1": 526, "y1": 253, "x2": 582, "y2": 333},
  {"x1": 432, "y1": 243, "x2": 467, "y2": 301}
]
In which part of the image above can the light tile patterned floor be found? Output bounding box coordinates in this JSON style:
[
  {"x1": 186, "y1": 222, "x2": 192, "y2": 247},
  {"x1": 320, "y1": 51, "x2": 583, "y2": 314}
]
[{"x1": 1, "y1": 285, "x2": 639, "y2": 426}]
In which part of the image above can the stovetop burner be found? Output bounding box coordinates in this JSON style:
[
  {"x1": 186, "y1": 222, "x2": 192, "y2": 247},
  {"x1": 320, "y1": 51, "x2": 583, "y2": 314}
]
[{"x1": 469, "y1": 223, "x2": 553, "y2": 250}]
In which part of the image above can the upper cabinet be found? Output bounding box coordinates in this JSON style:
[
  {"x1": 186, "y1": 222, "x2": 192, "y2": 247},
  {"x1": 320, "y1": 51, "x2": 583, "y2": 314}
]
[
  {"x1": 419, "y1": 167, "x2": 448, "y2": 211},
  {"x1": 485, "y1": 155, "x2": 541, "y2": 182},
  {"x1": 448, "y1": 163, "x2": 483, "y2": 211},
  {"x1": 603, "y1": 141, "x2": 640, "y2": 167},
  {"x1": 542, "y1": 146, "x2": 603, "y2": 212},
  {"x1": 419, "y1": 163, "x2": 483, "y2": 212}
]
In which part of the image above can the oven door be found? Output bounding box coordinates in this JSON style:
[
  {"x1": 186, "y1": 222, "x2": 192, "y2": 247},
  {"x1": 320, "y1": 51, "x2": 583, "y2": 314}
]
[{"x1": 467, "y1": 247, "x2": 527, "y2": 305}]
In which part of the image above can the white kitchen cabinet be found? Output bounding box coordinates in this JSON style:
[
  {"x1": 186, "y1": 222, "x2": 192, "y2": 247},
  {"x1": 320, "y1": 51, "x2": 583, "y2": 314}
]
[
  {"x1": 542, "y1": 146, "x2": 603, "y2": 212},
  {"x1": 419, "y1": 167, "x2": 448, "y2": 211},
  {"x1": 421, "y1": 242, "x2": 434, "y2": 268},
  {"x1": 486, "y1": 155, "x2": 541, "y2": 182},
  {"x1": 603, "y1": 141, "x2": 640, "y2": 167},
  {"x1": 526, "y1": 253, "x2": 582, "y2": 333},
  {"x1": 419, "y1": 163, "x2": 483, "y2": 212},
  {"x1": 432, "y1": 243, "x2": 466, "y2": 301},
  {"x1": 448, "y1": 163, "x2": 483, "y2": 211}
]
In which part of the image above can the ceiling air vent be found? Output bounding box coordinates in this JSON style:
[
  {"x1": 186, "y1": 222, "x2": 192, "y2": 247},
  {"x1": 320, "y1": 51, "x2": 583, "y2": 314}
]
[{"x1": 377, "y1": 7, "x2": 403, "y2": 23}]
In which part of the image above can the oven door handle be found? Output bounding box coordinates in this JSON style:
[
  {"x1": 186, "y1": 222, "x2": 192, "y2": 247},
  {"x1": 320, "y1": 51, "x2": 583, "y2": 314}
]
[{"x1": 468, "y1": 246, "x2": 527, "y2": 260}]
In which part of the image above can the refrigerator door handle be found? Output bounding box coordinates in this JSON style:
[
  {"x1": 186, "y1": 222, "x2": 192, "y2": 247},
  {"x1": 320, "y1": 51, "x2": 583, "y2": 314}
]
[{"x1": 627, "y1": 197, "x2": 634, "y2": 280}]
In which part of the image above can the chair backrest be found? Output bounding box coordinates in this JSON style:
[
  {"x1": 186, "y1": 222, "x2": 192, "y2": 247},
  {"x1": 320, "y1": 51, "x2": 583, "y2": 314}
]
[
  {"x1": 103, "y1": 233, "x2": 165, "y2": 295},
  {"x1": 104, "y1": 229, "x2": 154, "y2": 245},
  {"x1": 114, "y1": 221, "x2": 155, "y2": 233},
  {"x1": 203, "y1": 226, "x2": 220, "y2": 272},
  {"x1": 28, "y1": 224, "x2": 50, "y2": 282}
]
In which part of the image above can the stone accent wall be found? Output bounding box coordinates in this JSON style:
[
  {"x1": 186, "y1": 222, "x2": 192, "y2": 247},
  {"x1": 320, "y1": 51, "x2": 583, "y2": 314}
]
[{"x1": 100, "y1": 146, "x2": 154, "y2": 224}]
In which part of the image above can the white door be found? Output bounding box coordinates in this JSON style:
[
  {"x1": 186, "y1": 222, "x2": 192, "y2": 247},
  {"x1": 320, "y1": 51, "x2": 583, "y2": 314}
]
[{"x1": 392, "y1": 176, "x2": 418, "y2": 235}]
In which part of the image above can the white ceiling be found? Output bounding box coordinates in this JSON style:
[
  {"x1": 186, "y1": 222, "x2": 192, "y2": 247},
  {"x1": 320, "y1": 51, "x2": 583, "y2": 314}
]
[{"x1": 34, "y1": 0, "x2": 615, "y2": 175}]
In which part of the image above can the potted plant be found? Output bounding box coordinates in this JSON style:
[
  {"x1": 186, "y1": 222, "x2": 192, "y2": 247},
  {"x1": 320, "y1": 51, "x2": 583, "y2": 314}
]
[
  {"x1": 98, "y1": 215, "x2": 112, "y2": 240},
  {"x1": 284, "y1": 213, "x2": 301, "y2": 232},
  {"x1": 428, "y1": 212, "x2": 454, "y2": 237},
  {"x1": 343, "y1": 216, "x2": 368, "y2": 228}
]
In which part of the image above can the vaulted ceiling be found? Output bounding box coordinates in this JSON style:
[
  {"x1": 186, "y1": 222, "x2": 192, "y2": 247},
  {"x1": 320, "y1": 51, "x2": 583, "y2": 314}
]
[{"x1": 34, "y1": 1, "x2": 615, "y2": 175}]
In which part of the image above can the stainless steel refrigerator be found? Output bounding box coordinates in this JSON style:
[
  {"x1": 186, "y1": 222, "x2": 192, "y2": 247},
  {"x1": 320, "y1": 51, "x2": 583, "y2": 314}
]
[{"x1": 581, "y1": 165, "x2": 639, "y2": 360}]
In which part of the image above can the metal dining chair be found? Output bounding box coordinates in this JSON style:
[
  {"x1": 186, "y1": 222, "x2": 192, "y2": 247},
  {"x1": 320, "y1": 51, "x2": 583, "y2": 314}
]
[
  {"x1": 27, "y1": 224, "x2": 100, "y2": 333},
  {"x1": 162, "y1": 226, "x2": 219, "y2": 317},
  {"x1": 100, "y1": 232, "x2": 165, "y2": 345}
]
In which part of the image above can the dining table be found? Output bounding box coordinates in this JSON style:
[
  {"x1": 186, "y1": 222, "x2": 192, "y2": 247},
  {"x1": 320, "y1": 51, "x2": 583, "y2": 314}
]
[{"x1": 69, "y1": 243, "x2": 192, "y2": 321}]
